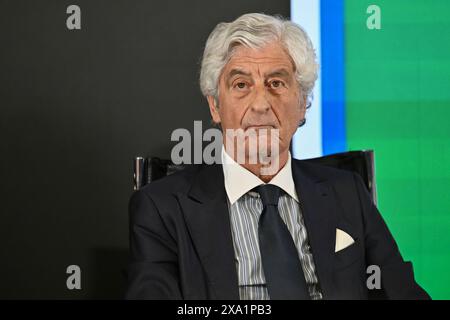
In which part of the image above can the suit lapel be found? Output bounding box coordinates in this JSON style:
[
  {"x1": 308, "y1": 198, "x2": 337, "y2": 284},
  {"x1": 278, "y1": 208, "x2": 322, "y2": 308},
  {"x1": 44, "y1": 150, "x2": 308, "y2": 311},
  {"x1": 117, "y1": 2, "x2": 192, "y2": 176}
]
[
  {"x1": 177, "y1": 160, "x2": 338, "y2": 299},
  {"x1": 292, "y1": 160, "x2": 337, "y2": 299},
  {"x1": 177, "y1": 164, "x2": 239, "y2": 300}
]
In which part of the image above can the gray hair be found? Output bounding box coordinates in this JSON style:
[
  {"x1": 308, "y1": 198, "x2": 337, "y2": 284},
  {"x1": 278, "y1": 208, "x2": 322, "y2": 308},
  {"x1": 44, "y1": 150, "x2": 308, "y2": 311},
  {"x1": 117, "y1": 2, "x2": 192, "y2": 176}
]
[{"x1": 199, "y1": 13, "x2": 318, "y2": 105}]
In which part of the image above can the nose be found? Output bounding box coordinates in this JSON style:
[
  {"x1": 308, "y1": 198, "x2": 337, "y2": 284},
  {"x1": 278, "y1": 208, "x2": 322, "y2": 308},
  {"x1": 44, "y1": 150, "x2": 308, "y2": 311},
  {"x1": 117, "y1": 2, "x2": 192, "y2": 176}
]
[{"x1": 249, "y1": 84, "x2": 271, "y2": 114}]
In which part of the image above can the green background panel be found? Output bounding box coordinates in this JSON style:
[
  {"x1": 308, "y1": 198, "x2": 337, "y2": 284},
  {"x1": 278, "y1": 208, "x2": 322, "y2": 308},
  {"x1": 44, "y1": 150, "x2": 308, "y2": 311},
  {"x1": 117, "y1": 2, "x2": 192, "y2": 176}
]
[{"x1": 344, "y1": 0, "x2": 450, "y2": 298}]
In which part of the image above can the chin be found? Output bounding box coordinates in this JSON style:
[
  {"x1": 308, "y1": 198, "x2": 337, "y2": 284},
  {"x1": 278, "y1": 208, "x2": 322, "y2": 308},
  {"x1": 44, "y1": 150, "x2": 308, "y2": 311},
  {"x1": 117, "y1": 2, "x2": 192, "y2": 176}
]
[{"x1": 242, "y1": 134, "x2": 281, "y2": 165}]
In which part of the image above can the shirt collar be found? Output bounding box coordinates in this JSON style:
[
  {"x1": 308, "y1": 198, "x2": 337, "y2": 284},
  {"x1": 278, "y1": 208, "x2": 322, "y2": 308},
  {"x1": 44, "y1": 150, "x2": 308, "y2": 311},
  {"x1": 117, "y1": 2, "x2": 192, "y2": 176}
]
[{"x1": 221, "y1": 145, "x2": 299, "y2": 205}]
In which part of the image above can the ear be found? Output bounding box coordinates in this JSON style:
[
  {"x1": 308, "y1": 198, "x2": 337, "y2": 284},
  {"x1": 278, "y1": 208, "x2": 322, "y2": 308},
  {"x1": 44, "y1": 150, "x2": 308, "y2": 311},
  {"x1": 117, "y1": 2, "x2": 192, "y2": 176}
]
[{"x1": 207, "y1": 95, "x2": 221, "y2": 124}]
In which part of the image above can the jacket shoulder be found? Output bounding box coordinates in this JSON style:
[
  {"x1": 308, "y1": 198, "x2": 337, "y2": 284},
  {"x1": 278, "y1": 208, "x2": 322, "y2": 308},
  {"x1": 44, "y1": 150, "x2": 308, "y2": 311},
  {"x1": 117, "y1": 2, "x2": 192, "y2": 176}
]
[{"x1": 136, "y1": 164, "x2": 204, "y2": 198}]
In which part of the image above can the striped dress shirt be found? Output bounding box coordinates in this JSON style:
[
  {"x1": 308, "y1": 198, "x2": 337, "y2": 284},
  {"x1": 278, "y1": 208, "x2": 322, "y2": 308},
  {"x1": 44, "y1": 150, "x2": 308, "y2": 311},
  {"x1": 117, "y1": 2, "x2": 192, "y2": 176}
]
[{"x1": 221, "y1": 146, "x2": 323, "y2": 300}]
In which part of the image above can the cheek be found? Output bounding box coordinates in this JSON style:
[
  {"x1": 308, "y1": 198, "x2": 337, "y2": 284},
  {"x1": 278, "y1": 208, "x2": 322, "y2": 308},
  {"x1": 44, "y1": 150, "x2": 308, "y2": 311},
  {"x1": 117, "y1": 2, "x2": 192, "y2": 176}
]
[
  {"x1": 224, "y1": 99, "x2": 250, "y2": 127},
  {"x1": 279, "y1": 99, "x2": 302, "y2": 128},
  {"x1": 218, "y1": 103, "x2": 243, "y2": 128}
]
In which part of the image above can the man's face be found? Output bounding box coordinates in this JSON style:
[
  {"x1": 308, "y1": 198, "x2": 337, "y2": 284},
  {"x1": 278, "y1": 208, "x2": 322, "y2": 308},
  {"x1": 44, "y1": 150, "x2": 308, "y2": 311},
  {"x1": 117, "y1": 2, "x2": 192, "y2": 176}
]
[{"x1": 207, "y1": 41, "x2": 305, "y2": 162}]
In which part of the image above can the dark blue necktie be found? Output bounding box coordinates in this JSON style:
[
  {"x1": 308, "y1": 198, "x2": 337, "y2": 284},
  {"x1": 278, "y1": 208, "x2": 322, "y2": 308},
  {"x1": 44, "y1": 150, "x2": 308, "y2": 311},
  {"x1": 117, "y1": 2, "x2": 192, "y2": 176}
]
[{"x1": 255, "y1": 184, "x2": 310, "y2": 300}]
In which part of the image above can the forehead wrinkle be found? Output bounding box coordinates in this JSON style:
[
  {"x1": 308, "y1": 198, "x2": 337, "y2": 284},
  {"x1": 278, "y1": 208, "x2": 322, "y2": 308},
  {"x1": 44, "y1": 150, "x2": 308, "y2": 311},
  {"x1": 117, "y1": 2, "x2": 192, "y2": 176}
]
[
  {"x1": 226, "y1": 58, "x2": 294, "y2": 79},
  {"x1": 229, "y1": 46, "x2": 293, "y2": 63},
  {"x1": 228, "y1": 56, "x2": 290, "y2": 65},
  {"x1": 223, "y1": 48, "x2": 294, "y2": 83},
  {"x1": 226, "y1": 63, "x2": 293, "y2": 80}
]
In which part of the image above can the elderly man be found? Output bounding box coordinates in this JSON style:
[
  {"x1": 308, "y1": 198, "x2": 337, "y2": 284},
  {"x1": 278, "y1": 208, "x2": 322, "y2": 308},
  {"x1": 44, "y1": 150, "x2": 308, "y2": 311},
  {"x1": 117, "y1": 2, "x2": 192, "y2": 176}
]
[{"x1": 125, "y1": 13, "x2": 429, "y2": 300}]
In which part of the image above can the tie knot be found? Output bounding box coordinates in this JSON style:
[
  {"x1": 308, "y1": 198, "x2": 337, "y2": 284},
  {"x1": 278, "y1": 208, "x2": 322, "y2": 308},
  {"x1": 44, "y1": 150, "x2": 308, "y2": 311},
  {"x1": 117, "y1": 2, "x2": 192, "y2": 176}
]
[{"x1": 255, "y1": 184, "x2": 281, "y2": 207}]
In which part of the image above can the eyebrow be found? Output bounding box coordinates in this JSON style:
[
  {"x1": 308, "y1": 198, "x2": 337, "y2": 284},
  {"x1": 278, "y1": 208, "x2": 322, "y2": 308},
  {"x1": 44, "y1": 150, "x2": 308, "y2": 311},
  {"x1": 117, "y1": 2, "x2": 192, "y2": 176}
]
[
  {"x1": 264, "y1": 68, "x2": 291, "y2": 79},
  {"x1": 226, "y1": 68, "x2": 252, "y2": 80}
]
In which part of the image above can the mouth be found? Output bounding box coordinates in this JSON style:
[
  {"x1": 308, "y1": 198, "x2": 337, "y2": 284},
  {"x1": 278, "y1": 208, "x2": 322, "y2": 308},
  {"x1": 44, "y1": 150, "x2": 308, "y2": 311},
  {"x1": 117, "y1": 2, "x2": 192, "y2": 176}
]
[{"x1": 244, "y1": 125, "x2": 276, "y2": 131}]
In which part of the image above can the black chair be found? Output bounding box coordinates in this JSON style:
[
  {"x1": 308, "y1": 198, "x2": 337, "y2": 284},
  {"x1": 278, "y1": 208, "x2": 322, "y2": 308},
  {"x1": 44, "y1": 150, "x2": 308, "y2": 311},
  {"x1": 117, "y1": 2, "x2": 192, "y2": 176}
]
[{"x1": 133, "y1": 150, "x2": 377, "y2": 205}]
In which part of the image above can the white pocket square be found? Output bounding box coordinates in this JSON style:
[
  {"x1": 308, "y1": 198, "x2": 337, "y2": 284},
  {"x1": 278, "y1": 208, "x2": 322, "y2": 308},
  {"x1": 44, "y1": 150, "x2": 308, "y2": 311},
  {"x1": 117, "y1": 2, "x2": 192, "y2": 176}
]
[{"x1": 335, "y1": 228, "x2": 355, "y2": 252}]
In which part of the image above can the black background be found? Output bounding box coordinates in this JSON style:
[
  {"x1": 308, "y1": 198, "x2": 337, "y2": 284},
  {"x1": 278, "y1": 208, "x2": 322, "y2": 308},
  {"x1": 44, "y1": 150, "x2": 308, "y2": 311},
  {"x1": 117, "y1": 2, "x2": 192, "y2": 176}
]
[{"x1": 0, "y1": 0, "x2": 289, "y2": 299}]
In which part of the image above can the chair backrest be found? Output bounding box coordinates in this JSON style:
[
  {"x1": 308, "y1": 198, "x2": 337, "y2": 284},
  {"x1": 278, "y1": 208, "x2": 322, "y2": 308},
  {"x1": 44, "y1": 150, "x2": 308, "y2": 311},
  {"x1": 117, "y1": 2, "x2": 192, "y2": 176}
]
[
  {"x1": 133, "y1": 150, "x2": 377, "y2": 205},
  {"x1": 303, "y1": 150, "x2": 377, "y2": 204}
]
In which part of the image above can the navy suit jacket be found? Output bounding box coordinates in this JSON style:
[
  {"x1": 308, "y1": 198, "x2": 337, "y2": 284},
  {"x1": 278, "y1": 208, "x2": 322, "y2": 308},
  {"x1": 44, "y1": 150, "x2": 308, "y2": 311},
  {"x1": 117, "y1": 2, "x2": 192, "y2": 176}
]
[{"x1": 125, "y1": 160, "x2": 430, "y2": 299}]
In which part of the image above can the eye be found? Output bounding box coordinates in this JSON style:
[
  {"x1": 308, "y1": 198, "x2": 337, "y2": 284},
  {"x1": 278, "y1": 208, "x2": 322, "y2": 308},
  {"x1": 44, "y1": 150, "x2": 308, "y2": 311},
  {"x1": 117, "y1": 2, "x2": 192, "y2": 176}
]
[
  {"x1": 269, "y1": 80, "x2": 284, "y2": 89},
  {"x1": 236, "y1": 82, "x2": 247, "y2": 89}
]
